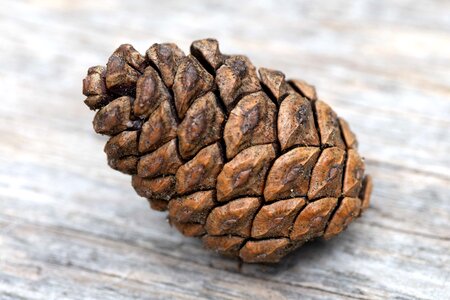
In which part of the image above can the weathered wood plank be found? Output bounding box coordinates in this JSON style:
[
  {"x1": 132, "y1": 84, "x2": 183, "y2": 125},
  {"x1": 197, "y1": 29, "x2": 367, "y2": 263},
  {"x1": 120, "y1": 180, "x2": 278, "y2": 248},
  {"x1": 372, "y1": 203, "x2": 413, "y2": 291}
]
[
  {"x1": 0, "y1": 0, "x2": 449, "y2": 299},
  {"x1": 0, "y1": 161, "x2": 449, "y2": 299}
]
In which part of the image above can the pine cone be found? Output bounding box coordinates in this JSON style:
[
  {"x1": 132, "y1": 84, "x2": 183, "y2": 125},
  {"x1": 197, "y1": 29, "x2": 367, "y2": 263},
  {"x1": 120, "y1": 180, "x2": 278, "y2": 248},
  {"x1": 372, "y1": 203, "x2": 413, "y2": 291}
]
[{"x1": 82, "y1": 39, "x2": 373, "y2": 263}]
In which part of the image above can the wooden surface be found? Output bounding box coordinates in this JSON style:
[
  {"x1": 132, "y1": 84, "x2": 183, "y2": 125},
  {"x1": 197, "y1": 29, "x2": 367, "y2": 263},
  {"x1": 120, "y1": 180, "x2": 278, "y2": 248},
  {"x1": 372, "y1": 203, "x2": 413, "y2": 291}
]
[{"x1": 1, "y1": 0, "x2": 449, "y2": 299}]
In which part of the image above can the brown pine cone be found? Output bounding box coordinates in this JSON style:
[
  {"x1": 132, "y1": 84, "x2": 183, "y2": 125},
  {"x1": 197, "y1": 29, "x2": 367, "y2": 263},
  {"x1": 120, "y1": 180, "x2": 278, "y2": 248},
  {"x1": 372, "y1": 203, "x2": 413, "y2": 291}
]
[{"x1": 82, "y1": 39, "x2": 373, "y2": 263}]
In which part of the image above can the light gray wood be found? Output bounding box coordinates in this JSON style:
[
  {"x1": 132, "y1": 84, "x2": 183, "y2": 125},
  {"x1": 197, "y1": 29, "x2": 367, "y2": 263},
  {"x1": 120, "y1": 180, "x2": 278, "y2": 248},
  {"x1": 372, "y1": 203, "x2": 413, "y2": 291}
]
[{"x1": 0, "y1": 0, "x2": 449, "y2": 299}]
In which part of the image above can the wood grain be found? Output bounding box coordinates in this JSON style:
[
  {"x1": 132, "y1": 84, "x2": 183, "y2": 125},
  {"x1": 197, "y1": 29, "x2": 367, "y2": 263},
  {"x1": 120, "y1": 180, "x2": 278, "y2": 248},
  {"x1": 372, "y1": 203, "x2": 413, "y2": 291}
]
[{"x1": 0, "y1": 0, "x2": 449, "y2": 299}]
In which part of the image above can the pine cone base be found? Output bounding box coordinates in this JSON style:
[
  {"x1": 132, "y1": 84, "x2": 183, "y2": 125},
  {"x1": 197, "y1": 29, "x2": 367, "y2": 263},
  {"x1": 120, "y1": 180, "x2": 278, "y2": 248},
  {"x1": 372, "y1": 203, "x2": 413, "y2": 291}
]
[{"x1": 82, "y1": 38, "x2": 373, "y2": 263}]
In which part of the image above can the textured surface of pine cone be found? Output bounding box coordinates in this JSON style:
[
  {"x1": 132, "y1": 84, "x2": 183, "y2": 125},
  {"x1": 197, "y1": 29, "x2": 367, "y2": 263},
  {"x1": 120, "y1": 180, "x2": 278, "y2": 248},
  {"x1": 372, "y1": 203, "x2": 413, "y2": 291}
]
[{"x1": 82, "y1": 38, "x2": 373, "y2": 263}]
